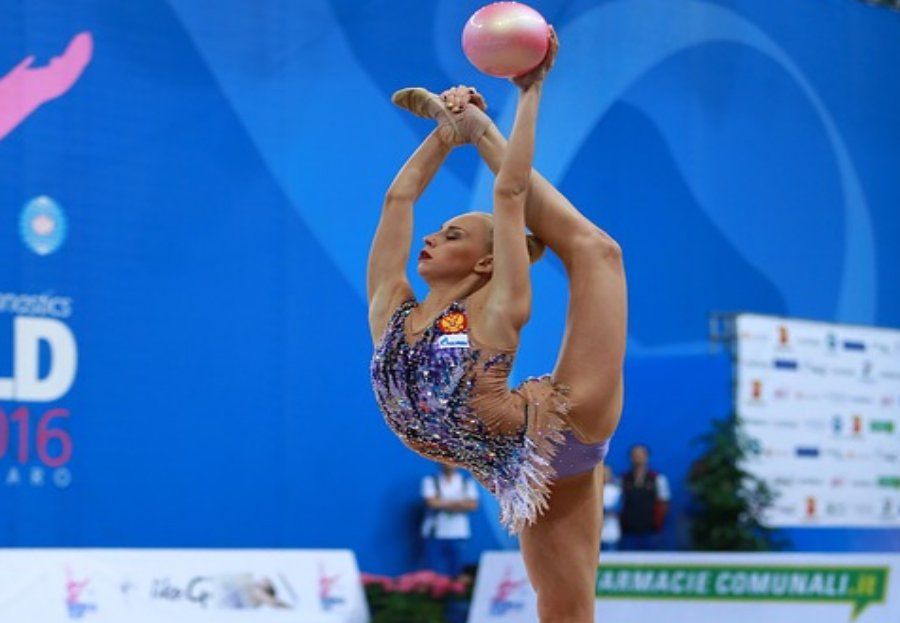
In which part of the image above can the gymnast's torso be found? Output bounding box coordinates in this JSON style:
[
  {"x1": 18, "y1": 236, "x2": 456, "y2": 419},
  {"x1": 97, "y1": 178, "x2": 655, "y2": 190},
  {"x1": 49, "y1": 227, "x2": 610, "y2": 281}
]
[{"x1": 370, "y1": 298, "x2": 604, "y2": 531}]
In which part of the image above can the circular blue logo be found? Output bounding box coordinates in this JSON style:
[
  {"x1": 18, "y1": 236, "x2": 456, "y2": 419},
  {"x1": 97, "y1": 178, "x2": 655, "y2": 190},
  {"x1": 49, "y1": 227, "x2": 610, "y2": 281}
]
[{"x1": 20, "y1": 196, "x2": 67, "y2": 255}]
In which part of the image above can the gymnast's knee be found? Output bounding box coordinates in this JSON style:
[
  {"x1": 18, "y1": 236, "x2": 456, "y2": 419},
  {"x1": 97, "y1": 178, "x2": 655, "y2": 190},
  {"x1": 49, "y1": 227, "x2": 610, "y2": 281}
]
[{"x1": 568, "y1": 228, "x2": 621, "y2": 263}]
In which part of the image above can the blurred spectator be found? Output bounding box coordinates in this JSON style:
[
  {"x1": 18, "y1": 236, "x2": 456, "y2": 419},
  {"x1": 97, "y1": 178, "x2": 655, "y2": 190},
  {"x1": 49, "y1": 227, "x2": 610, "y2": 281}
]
[
  {"x1": 601, "y1": 464, "x2": 622, "y2": 551},
  {"x1": 620, "y1": 444, "x2": 670, "y2": 550},
  {"x1": 421, "y1": 464, "x2": 479, "y2": 577}
]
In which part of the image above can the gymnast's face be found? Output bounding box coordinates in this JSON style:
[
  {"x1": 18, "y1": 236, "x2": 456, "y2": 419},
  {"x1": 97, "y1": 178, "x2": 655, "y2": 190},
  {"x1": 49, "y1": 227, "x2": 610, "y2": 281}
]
[{"x1": 417, "y1": 212, "x2": 493, "y2": 283}]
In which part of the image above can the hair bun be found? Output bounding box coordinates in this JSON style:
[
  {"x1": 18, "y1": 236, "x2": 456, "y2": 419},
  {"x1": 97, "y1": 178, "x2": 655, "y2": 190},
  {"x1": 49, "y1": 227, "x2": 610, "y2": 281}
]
[{"x1": 526, "y1": 233, "x2": 546, "y2": 263}]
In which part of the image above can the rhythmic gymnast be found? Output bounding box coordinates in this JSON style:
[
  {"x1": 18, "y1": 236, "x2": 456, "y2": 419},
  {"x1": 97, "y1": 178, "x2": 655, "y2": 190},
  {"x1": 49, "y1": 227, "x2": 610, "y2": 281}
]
[{"x1": 369, "y1": 31, "x2": 627, "y2": 622}]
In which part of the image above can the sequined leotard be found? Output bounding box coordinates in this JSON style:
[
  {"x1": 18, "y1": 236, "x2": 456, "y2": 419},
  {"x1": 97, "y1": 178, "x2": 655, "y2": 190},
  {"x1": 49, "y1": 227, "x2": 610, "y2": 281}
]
[{"x1": 371, "y1": 299, "x2": 609, "y2": 532}]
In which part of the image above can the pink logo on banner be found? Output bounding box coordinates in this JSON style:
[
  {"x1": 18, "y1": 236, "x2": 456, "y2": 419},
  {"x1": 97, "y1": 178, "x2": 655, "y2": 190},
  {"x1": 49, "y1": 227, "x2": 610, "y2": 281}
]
[
  {"x1": 65, "y1": 567, "x2": 97, "y2": 619},
  {"x1": 318, "y1": 563, "x2": 345, "y2": 611},
  {"x1": 0, "y1": 32, "x2": 93, "y2": 141},
  {"x1": 490, "y1": 567, "x2": 527, "y2": 616}
]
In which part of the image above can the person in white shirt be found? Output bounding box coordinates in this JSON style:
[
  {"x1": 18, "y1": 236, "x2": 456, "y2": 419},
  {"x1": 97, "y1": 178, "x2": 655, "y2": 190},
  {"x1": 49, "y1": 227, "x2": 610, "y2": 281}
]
[
  {"x1": 601, "y1": 464, "x2": 622, "y2": 551},
  {"x1": 421, "y1": 464, "x2": 479, "y2": 577}
]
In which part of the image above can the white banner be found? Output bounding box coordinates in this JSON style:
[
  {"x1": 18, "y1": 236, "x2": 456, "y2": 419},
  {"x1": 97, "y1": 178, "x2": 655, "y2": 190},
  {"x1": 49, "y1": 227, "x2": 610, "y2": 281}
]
[
  {"x1": 735, "y1": 313, "x2": 900, "y2": 527},
  {"x1": 0, "y1": 548, "x2": 369, "y2": 623},
  {"x1": 469, "y1": 551, "x2": 900, "y2": 623}
]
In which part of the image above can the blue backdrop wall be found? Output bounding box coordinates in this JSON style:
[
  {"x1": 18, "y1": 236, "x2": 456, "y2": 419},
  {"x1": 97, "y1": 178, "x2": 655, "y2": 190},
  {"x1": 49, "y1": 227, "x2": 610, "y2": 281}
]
[{"x1": 1, "y1": 0, "x2": 899, "y2": 574}]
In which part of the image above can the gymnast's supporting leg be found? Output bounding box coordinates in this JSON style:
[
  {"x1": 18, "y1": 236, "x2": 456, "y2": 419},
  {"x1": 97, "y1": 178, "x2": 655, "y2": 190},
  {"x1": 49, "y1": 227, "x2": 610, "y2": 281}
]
[{"x1": 521, "y1": 466, "x2": 604, "y2": 623}]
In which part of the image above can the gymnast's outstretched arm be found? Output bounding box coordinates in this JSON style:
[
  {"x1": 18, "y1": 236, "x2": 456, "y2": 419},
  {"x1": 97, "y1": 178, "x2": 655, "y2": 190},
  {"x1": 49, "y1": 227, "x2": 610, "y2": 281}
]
[
  {"x1": 367, "y1": 130, "x2": 452, "y2": 342},
  {"x1": 481, "y1": 30, "x2": 558, "y2": 348}
]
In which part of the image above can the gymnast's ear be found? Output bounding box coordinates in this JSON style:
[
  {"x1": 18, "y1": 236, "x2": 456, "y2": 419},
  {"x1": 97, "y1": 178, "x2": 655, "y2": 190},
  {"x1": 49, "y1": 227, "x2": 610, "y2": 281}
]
[{"x1": 474, "y1": 254, "x2": 494, "y2": 275}]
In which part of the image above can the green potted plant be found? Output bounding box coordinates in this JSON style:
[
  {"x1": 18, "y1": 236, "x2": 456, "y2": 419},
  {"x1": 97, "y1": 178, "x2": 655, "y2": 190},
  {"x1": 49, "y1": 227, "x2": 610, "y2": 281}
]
[{"x1": 687, "y1": 413, "x2": 783, "y2": 551}]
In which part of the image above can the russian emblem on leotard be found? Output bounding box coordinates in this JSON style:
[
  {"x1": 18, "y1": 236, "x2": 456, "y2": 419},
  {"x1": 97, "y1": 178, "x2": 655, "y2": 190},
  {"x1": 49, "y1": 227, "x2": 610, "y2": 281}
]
[{"x1": 436, "y1": 311, "x2": 467, "y2": 334}]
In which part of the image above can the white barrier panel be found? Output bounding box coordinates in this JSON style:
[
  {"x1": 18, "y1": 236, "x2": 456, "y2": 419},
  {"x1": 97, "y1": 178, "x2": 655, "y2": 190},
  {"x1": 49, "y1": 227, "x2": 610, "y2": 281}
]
[
  {"x1": 470, "y1": 552, "x2": 900, "y2": 623},
  {"x1": 0, "y1": 548, "x2": 369, "y2": 623},
  {"x1": 735, "y1": 313, "x2": 900, "y2": 528}
]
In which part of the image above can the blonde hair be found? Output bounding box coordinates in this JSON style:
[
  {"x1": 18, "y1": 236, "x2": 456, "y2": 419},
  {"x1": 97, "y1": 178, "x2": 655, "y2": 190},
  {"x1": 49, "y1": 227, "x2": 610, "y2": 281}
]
[
  {"x1": 525, "y1": 233, "x2": 547, "y2": 264},
  {"x1": 474, "y1": 212, "x2": 546, "y2": 264}
]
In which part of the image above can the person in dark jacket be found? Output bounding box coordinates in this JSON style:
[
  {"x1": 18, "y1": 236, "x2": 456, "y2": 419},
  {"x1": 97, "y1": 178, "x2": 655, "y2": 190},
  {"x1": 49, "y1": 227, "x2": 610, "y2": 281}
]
[{"x1": 620, "y1": 444, "x2": 670, "y2": 550}]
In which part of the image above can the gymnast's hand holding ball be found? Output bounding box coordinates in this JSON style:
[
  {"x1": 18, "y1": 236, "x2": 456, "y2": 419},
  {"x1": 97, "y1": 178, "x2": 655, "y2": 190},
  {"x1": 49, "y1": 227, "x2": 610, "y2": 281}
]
[
  {"x1": 511, "y1": 26, "x2": 557, "y2": 91},
  {"x1": 443, "y1": 25, "x2": 557, "y2": 118},
  {"x1": 462, "y1": 1, "x2": 554, "y2": 79},
  {"x1": 438, "y1": 3, "x2": 557, "y2": 148}
]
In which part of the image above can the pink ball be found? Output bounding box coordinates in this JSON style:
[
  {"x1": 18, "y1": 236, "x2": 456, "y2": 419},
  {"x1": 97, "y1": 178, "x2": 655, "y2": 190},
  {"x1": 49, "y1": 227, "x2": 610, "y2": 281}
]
[{"x1": 462, "y1": 2, "x2": 550, "y2": 78}]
